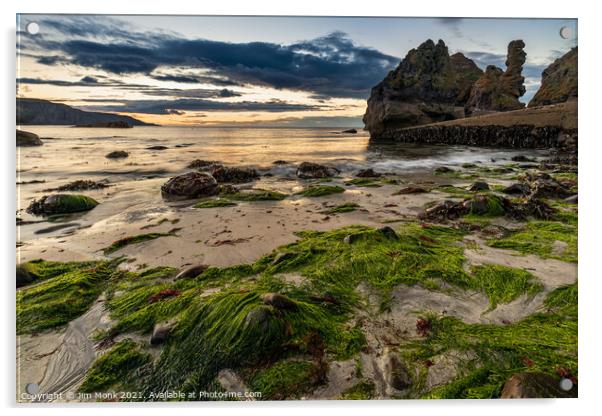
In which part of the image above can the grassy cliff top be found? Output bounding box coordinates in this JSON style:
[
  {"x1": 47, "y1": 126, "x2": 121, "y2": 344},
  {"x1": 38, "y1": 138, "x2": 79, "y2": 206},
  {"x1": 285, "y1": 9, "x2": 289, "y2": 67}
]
[{"x1": 403, "y1": 101, "x2": 577, "y2": 130}]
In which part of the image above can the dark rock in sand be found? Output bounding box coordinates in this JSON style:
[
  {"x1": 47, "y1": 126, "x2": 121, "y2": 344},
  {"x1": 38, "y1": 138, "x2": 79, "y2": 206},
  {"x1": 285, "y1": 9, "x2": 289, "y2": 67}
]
[
  {"x1": 175, "y1": 264, "x2": 208, "y2": 280},
  {"x1": 187, "y1": 159, "x2": 222, "y2": 170},
  {"x1": 296, "y1": 162, "x2": 340, "y2": 179},
  {"x1": 17, "y1": 130, "x2": 43, "y2": 147},
  {"x1": 49, "y1": 180, "x2": 110, "y2": 192},
  {"x1": 469, "y1": 181, "x2": 490, "y2": 191},
  {"x1": 435, "y1": 166, "x2": 454, "y2": 174},
  {"x1": 500, "y1": 372, "x2": 576, "y2": 398},
  {"x1": 356, "y1": 168, "x2": 381, "y2": 178},
  {"x1": 260, "y1": 293, "x2": 297, "y2": 310},
  {"x1": 105, "y1": 150, "x2": 129, "y2": 159},
  {"x1": 396, "y1": 186, "x2": 429, "y2": 194},
  {"x1": 502, "y1": 183, "x2": 531, "y2": 195},
  {"x1": 272, "y1": 160, "x2": 288, "y2": 165},
  {"x1": 211, "y1": 166, "x2": 259, "y2": 184},
  {"x1": 34, "y1": 222, "x2": 80, "y2": 235},
  {"x1": 342, "y1": 128, "x2": 357, "y2": 134},
  {"x1": 511, "y1": 155, "x2": 534, "y2": 162},
  {"x1": 150, "y1": 323, "x2": 173, "y2": 346},
  {"x1": 419, "y1": 200, "x2": 461, "y2": 221},
  {"x1": 161, "y1": 172, "x2": 219, "y2": 199},
  {"x1": 26, "y1": 194, "x2": 99, "y2": 216},
  {"x1": 147, "y1": 145, "x2": 168, "y2": 150}
]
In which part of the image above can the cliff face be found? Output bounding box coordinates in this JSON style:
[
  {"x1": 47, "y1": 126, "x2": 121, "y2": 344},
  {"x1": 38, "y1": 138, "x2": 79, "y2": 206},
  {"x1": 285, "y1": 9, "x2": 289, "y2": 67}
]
[
  {"x1": 362, "y1": 39, "x2": 482, "y2": 137},
  {"x1": 16, "y1": 98, "x2": 152, "y2": 126},
  {"x1": 529, "y1": 48, "x2": 577, "y2": 107},
  {"x1": 465, "y1": 40, "x2": 526, "y2": 115}
]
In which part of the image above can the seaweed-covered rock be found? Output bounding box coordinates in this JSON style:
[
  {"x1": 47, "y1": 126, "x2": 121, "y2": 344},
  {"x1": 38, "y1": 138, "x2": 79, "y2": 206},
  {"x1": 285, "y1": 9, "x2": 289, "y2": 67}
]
[
  {"x1": 16, "y1": 266, "x2": 34, "y2": 288},
  {"x1": 296, "y1": 162, "x2": 340, "y2": 179},
  {"x1": 501, "y1": 372, "x2": 576, "y2": 398},
  {"x1": 150, "y1": 323, "x2": 173, "y2": 346},
  {"x1": 49, "y1": 180, "x2": 110, "y2": 192},
  {"x1": 187, "y1": 159, "x2": 222, "y2": 170},
  {"x1": 260, "y1": 293, "x2": 297, "y2": 310},
  {"x1": 161, "y1": 172, "x2": 219, "y2": 199},
  {"x1": 16, "y1": 130, "x2": 43, "y2": 147},
  {"x1": 105, "y1": 150, "x2": 129, "y2": 159},
  {"x1": 210, "y1": 166, "x2": 259, "y2": 184},
  {"x1": 378, "y1": 226, "x2": 399, "y2": 240},
  {"x1": 175, "y1": 264, "x2": 208, "y2": 280},
  {"x1": 468, "y1": 181, "x2": 490, "y2": 191},
  {"x1": 356, "y1": 168, "x2": 381, "y2": 178},
  {"x1": 244, "y1": 306, "x2": 275, "y2": 332},
  {"x1": 502, "y1": 183, "x2": 531, "y2": 195},
  {"x1": 395, "y1": 186, "x2": 429, "y2": 194},
  {"x1": 529, "y1": 178, "x2": 573, "y2": 199},
  {"x1": 26, "y1": 194, "x2": 99, "y2": 216}
]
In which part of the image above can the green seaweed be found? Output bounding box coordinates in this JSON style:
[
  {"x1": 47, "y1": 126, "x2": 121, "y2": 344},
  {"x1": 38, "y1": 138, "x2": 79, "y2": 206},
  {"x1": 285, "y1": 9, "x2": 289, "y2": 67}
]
[
  {"x1": 194, "y1": 198, "x2": 237, "y2": 208},
  {"x1": 103, "y1": 232, "x2": 177, "y2": 255},
  {"x1": 79, "y1": 339, "x2": 151, "y2": 393},
  {"x1": 471, "y1": 264, "x2": 543, "y2": 309},
  {"x1": 16, "y1": 258, "x2": 101, "y2": 288},
  {"x1": 341, "y1": 379, "x2": 376, "y2": 400},
  {"x1": 295, "y1": 185, "x2": 345, "y2": 197},
  {"x1": 327, "y1": 202, "x2": 359, "y2": 214},
  {"x1": 224, "y1": 189, "x2": 287, "y2": 201},
  {"x1": 249, "y1": 360, "x2": 323, "y2": 400},
  {"x1": 487, "y1": 221, "x2": 577, "y2": 262}
]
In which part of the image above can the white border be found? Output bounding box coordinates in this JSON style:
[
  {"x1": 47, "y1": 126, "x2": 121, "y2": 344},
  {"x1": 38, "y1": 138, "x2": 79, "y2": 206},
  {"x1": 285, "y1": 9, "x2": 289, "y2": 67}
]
[{"x1": 2, "y1": 1, "x2": 600, "y2": 414}]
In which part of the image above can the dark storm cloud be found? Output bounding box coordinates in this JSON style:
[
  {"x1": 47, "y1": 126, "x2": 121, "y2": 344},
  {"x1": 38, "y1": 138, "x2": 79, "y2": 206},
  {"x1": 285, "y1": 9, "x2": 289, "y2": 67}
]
[
  {"x1": 23, "y1": 18, "x2": 399, "y2": 98},
  {"x1": 79, "y1": 98, "x2": 324, "y2": 114},
  {"x1": 150, "y1": 73, "x2": 243, "y2": 86}
]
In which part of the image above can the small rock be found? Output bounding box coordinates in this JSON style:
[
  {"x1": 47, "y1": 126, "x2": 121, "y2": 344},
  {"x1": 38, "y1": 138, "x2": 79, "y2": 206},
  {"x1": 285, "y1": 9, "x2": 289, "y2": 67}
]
[
  {"x1": 343, "y1": 233, "x2": 362, "y2": 244},
  {"x1": 342, "y1": 128, "x2": 358, "y2": 134},
  {"x1": 356, "y1": 168, "x2": 381, "y2": 178},
  {"x1": 296, "y1": 162, "x2": 340, "y2": 179},
  {"x1": 435, "y1": 166, "x2": 454, "y2": 174},
  {"x1": 105, "y1": 150, "x2": 129, "y2": 159},
  {"x1": 16, "y1": 130, "x2": 43, "y2": 146},
  {"x1": 378, "y1": 226, "x2": 398, "y2": 240},
  {"x1": 469, "y1": 181, "x2": 490, "y2": 191},
  {"x1": 272, "y1": 160, "x2": 288, "y2": 165},
  {"x1": 501, "y1": 372, "x2": 576, "y2": 398},
  {"x1": 147, "y1": 145, "x2": 168, "y2": 150},
  {"x1": 187, "y1": 159, "x2": 222, "y2": 170},
  {"x1": 502, "y1": 183, "x2": 530, "y2": 195},
  {"x1": 175, "y1": 264, "x2": 208, "y2": 280},
  {"x1": 260, "y1": 293, "x2": 297, "y2": 310},
  {"x1": 529, "y1": 179, "x2": 573, "y2": 199},
  {"x1": 511, "y1": 155, "x2": 535, "y2": 162},
  {"x1": 161, "y1": 172, "x2": 219, "y2": 199},
  {"x1": 244, "y1": 306, "x2": 273, "y2": 332},
  {"x1": 150, "y1": 323, "x2": 173, "y2": 346},
  {"x1": 395, "y1": 186, "x2": 428, "y2": 194},
  {"x1": 564, "y1": 194, "x2": 578, "y2": 204}
]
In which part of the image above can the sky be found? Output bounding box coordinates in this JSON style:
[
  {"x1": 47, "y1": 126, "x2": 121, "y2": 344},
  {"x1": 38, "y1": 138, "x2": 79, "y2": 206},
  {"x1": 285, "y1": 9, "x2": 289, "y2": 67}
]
[{"x1": 16, "y1": 15, "x2": 577, "y2": 126}]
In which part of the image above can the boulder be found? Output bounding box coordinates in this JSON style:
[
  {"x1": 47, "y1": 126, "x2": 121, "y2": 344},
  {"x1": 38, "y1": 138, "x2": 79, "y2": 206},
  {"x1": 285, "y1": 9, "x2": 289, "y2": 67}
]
[
  {"x1": 260, "y1": 293, "x2": 297, "y2": 310},
  {"x1": 469, "y1": 181, "x2": 490, "y2": 191},
  {"x1": 105, "y1": 150, "x2": 129, "y2": 159},
  {"x1": 210, "y1": 166, "x2": 259, "y2": 184},
  {"x1": 187, "y1": 159, "x2": 222, "y2": 170},
  {"x1": 26, "y1": 194, "x2": 99, "y2": 216},
  {"x1": 529, "y1": 179, "x2": 573, "y2": 199},
  {"x1": 175, "y1": 264, "x2": 208, "y2": 280},
  {"x1": 16, "y1": 130, "x2": 43, "y2": 146},
  {"x1": 502, "y1": 183, "x2": 530, "y2": 195},
  {"x1": 296, "y1": 162, "x2": 340, "y2": 179},
  {"x1": 500, "y1": 372, "x2": 576, "y2": 398},
  {"x1": 161, "y1": 172, "x2": 219, "y2": 199},
  {"x1": 356, "y1": 168, "x2": 381, "y2": 178},
  {"x1": 150, "y1": 323, "x2": 173, "y2": 346}
]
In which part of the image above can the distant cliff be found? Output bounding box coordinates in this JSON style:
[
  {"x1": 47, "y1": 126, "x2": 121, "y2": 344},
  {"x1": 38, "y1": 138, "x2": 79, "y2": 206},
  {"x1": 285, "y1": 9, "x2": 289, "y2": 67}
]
[
  {"x1": 16, "y1": 98, "x2": 153, "y2": 126},
  {"x1": 362, "y1": 39, "x2": 482, "y2": 137},
  {"x1": 529, "y1": 48, "x2": 577, "y2": 107}
]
